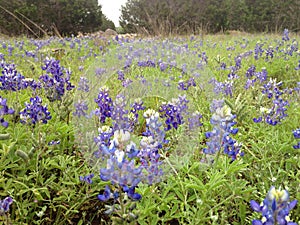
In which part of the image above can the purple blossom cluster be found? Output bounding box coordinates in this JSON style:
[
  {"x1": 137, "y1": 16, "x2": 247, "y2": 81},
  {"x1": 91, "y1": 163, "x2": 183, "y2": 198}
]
[
  {"x1": 96, "y1": 130, "x2": 141, "y2": 202},
  {"x1": 117, "y1": 70, "x2": 132, "y2": 87},
  {"x1": 250, "y1": 186, "x2": 297, "y2": 225},
  {"x1": 0, "y1": 62, "x2": 28, "y2": 91},
  {"x1": 91, "y1": 93, "x2": 172, "y2": 205},
  {"x1": 80, "y1": 173, "x2": 94, "y2": 184},
  {"x1": 0, "y1": 197, "x2": 13, "y2": 216},
  {"x1": 73, "y1": 100, "x2": 89, "y2": 118},
  {"x1": 210, "y1": 78, "x2": 234, "y2": 97},
  {"x1": 0, "y1": 96, "x2": 14, "y2": 128},
  {"x1": 282, "y1": 29, "x2": 290, "y2": 41},
  {"x1": 253, "y1": 79, "x2": 289, "y2": 125},
  {"x1": 244, "y1": 66, "x2": 268, "y2": 89},
  {"x1": 137, "y1": 60, "x2": 156, "y2": 67},
  {"x1": 203, "y1": 104, "x2": 243, "y2": 161},
  {"x1": 292, "y1": 128, "x2": 300, "y2": 149},
  {"x1": 91, "y1": 90, "x2": 171, "y2": 205},
  {"x1": 20, "y1": 96, "x2": 51, "y2": 125},
  {"x1": 94, "y1": 86, "x2": 113, "y2": 123},
  {"x1": 130, "y1": 98, "x2": 145, "y2": 124},
  {"x1": 159, "y1": 95, "x2": 189, "y2": 131},
  {"x1": 254, "y1": 43, "x2": 264, "y2": 60},
  {"x1": 39, "y1": 58, "x2": 74, "y2": 102},
  {"x1": 77, "y1": 77, "x2": 89, "y2": 92},
  {"x1": 177, "y1": 77, "x2": 196, "y2": 90}
]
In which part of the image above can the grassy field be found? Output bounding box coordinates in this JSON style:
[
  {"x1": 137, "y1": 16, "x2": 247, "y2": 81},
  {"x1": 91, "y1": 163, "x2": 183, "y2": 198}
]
[{"x1": 0, "y1": 32, "x2": 299, "y2": 225}]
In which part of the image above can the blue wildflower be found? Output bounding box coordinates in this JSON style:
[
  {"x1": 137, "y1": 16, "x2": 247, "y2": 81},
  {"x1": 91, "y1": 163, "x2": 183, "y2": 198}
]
[
  {"x1": 282, "y1": 29, "x2": 290, "y2": 41},
  {"x1": 250, "y1": 186, "x2": 298, "y2": 225},
  {"x1": 0, "y1": 62, "x2": 28, "y2": 91},
  {"x1": 254, "y1": 43, "x2": 264, "y2": 60},
  {"x1": 0, "y1": 96, "x2": 14, "y2": 128},
  {"x1": 80, "y1": 173, "x2": 94, "y2": 184},
  {"x1": 73, "y1": 100, "x2": 89, "y2": 118},
  {"x1": 203, "y1": 104, "x2": 243, "y2": 161},
  {"x1": 292, "y1": 128, "x2": 300, "y2": 149},
  {"x1": 0, "y1": 197, "x2": 13, "y2": 215},
  {"x1": 98, "y1": 185, "x2": 113, "y2": 202},
  {"x1": 94, "y1": 86, "x2": 113, "y2": 123},
  {"x1": 253, "y1": 79, "x2": 289, "y2": 125},
  {"x1": 20, "y1": 96, "x2": 51, "y2": 125},
  {"x1": 39, "y1": 58, "x2": 74, "y2": 102},
  {"x1": 77, "y1": 77, "x2": 89, "y2": 92},
  {"x1": 159, "y1": 95, "x2": 188, "y2": 131}
]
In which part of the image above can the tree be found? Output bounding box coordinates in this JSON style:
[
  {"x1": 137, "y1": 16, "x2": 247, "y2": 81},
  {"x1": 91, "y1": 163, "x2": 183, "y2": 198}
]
[
  {"x1": 0, "y1": 0, "x2": 103, "y2": 36},
  {"x1": 100, "y1": 15, "x2": 116, "y2": 31}
]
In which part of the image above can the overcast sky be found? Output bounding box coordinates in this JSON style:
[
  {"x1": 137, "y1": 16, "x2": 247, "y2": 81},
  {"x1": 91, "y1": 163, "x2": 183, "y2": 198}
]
[{"x1": 98, "y1": 0, "x2": 128, "y2": 27}]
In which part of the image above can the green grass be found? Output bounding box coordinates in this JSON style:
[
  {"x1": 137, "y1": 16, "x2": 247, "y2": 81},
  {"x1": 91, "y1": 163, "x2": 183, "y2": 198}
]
[{"x1": 0, "y1": 33, "x2": 299, "y2": 224}]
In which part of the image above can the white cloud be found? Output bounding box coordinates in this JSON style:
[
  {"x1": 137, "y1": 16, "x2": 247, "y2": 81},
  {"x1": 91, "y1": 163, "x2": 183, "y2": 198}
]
[{"x1": 98, "y1": 0, "x2": 128, "y2": 27}]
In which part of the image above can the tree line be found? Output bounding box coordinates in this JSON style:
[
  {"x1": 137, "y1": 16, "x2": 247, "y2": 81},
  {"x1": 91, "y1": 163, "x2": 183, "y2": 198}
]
[
  {"x1": 1, "y1": 0, "x2": 299, "y2": 37},
  {"x1": 119, "y1": 0, "x2": 300, "y2": 35},
  {"x1": 0, "y1": 0, "x2": 115, "y2": 37}
]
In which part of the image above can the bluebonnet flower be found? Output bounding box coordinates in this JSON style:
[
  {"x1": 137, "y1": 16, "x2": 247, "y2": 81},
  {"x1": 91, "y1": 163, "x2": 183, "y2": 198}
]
[
  {"x1": 210, "y1": 99, "x2": 224, "y2": 112},
  {"x1": 142, "y1": 109, "x2": 166, "y2": 149},
  {"x1": 0, "y1": 62, "x2": 28, "y2": 91},
  {"x1": 159, "y1": 95, "x2": 189, "y2": 131},
  {"x1": 0, "y1": 197, "x2": 13, "y2": 215},
  {"x1": 203, "y1": 104, "x2": 243, "y2": 161},
  {"x1": 0, "y1": 96, "x2": 14, "y2": 128},
  {"x1": 178, "y1": 77, "x2": 196, "y2": 91},
  {"x1": 77, "y1": 77, "x2": 89, "y2": 92},
  {"x1": 255, "y1": 68, "x2": 268, "y2": 83},
  {"x1": 7, "y1": 45, "x2": 14, "y2": 56},
  {"x1": 130, "y1": 98, "x2": 145, "y2": 125},
  {"x1": 220, "y1": 62, "x2": 227, "y2": 70},
  {"x1": 292, "y1": 128, "x2": 300, "y2": 149},
  {"x1": 98, "y1": 130, "x2": 143, "y2": 201},
  {"x1": 139, "y1": 109, "x2": 165, "y2": 184},
  {"x1": 265, "y1": 46, "x2": 274, "y2": 61},
  {"x1": 122, "y1": 78, "x2": 133, "y2": 88},
  {"x1": 117, "y1": 70, "x2": 125, "y2": 81},
  {"x1": 188, "y1": 111, "x2": 203, "y2": 130},
  {"x1": 201, "y1": 52, "x2": 208, "y2": 64},
  {"x1": 284, "y1": 41, "x2": 298, "y2": 57},
  {"x1": 250, "y1": 186, "x2": 297, "y2": 225},
  {"x1": 80, "y1": 173, "x2": 94, "y2": 184},
  {"x1": 116, "y1": 70, "x2": 132, "y2": 87},
  {"x1": 111, "y1": 94, "x2": 130, "y2": 131},
  {"x1": 235, "y1": 56, "x2": 242, "y2": 69},
  {"x1": 25, "y1": 50, "x2": 36, "y2": 58},
  {"x1": 209, "y1": 78, "x2": 234, "y2": 97},
  {"x1": 98, "y1": 185, "x2": 120, "y2": 202},
  {"x1": 39, "y1": 58, "x2": 74, "y2": 101},
  {"x1": 0, "y1": 53, "x2": 4, "y2": 61},
  {"x1": 282, "y1": 29, "x2": 290, "y2": 41},
  {"x1": 254, "y1": 43, "x2": 264, "y2": 60},
  {"x1": 181, "y1": 63, "x2": 188, "y2": 74},
  {"x1": 94, "y1": 125, "x2": 114, "y2": 149},
  {"x1": 73, "y1": 100, "x2": 89, "y2": 118},
  {"x1": 137, "y1": 60, "x2": 156, "y2": 67},
  {"x1": 95, "y1": 67, "x2": 106, "y2": 76},
  {"x1": 48, "y1": 140, "x2": 60, "y2": 145},
  {"x1": 159, "y1": 62, "x2": 168, "y2": 72},
  {"x1": 226, "y1": 46, "x2": 235, "y2": 51},
  {"x1": 94, "y1": 86, "x2": 113, "y2": 123},
  {"x1": 227, "y1": 66, "x2": 239, "y2": 80},
  {"x1": 20, "y1": 96, "x2": 51, "y2": 125},
  {"x1": 253, "y1": 79, "x2": 289, "y2": 125}
]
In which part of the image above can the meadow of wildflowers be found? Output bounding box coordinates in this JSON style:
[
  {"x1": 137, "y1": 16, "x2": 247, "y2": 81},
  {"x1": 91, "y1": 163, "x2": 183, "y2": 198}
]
[{"x1": 0, "y1": 31, "x2": 299, "y2": 225}]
